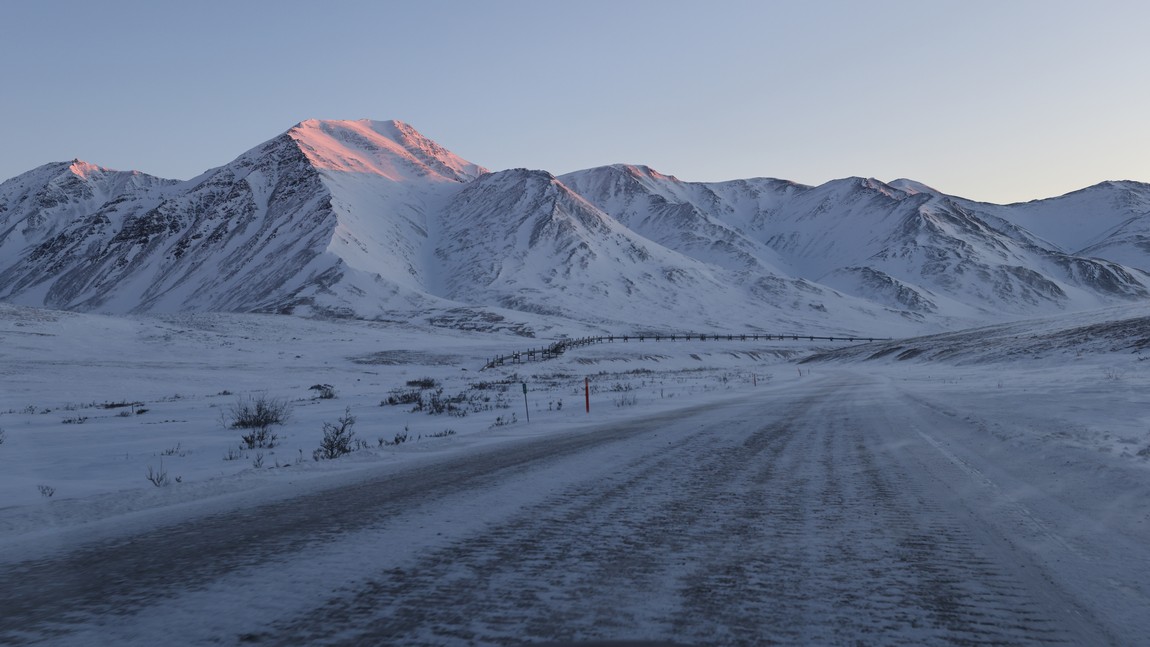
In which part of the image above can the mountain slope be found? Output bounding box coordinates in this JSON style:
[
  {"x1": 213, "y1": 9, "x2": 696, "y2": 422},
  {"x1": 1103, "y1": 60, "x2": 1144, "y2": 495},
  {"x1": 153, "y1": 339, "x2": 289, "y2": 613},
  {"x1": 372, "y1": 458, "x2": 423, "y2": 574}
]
[
  {"x1": 0, "y1": 120, "x2": 484, "y2": 316},
  {"x1": 964, "y1": 181, "x2": 1150, "y2": 253},
  {"x1": 957, "y1": 181, "x2": 1150, "y2": 271},
  {"x1": 1, "y1": 119, "x2": 1149, "y2": 336},
  {"x1": 434, "y1": 168, "x2": 902, "y2": 332},
  {"x1": 558, "y1": 164, "x2": 792, "y2": 276},
  {"x1": 564, "y1": 169, "x2": 1150, "y2": 317}
]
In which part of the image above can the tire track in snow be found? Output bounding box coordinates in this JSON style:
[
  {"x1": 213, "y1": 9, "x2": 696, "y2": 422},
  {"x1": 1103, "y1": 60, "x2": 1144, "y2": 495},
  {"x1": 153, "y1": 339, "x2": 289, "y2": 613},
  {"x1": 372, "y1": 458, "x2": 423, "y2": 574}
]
[
  {"x1": 0, "y1": 401, "x2": 737, "y2": 645},
  {"x1": 0, "y1": 377, "x2": 1110, "y2": 645},
  {"x1": 666, "y1": 383, "x2": 1069, "y2": 646},
  {"x1": 261, "y1": 379, "x2": 1086, "y2": 645}
]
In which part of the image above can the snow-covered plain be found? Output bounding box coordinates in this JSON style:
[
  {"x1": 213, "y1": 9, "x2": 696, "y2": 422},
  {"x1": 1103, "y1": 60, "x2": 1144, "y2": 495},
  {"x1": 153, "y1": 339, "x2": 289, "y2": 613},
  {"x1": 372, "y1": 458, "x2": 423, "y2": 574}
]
[
  {"x1": 3, "y1": 303, "x2": 1150, "y2": 644},
  {"x1": 0, "y1": 304, "x2": 802, "y2": 550}
]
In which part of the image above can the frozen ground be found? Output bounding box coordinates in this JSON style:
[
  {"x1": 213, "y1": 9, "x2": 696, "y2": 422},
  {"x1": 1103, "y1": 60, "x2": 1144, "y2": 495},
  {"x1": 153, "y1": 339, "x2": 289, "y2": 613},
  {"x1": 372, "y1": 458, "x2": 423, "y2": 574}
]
[
  {"x1": 2, "y1": 304, "x2": 1150, "y2": 644},
  {"x1": 0, "y1": 305, "x2": 801, "y2": 548}
]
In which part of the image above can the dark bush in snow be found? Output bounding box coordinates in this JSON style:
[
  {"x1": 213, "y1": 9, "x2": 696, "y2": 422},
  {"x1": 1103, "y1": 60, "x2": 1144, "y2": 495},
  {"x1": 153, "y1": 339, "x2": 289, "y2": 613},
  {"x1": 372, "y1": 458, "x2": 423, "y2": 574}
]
[
  {"x1": 228, "y1": 394, "x2": 292, "y2": 429},
  {"x1": 314, "y1": 408, "x2": 356, "y2": 460},
  {"x1": 309, "y1": 384, "x2": 336, "y2": 399}
]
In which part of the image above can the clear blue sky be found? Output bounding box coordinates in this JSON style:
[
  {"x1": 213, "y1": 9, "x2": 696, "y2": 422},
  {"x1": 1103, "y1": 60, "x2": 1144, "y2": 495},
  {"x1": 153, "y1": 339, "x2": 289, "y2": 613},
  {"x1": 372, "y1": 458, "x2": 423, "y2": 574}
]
[{"x1": 3, "y1": 0, "x2": 1147, "y2": 203}]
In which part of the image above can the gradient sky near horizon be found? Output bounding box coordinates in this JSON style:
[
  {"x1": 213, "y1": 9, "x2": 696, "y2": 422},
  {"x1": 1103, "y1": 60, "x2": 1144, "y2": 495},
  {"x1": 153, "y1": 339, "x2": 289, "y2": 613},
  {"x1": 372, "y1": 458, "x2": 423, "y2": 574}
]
[{"x1": 3, "y1": 0, "x2": 1147, "y2": 204}]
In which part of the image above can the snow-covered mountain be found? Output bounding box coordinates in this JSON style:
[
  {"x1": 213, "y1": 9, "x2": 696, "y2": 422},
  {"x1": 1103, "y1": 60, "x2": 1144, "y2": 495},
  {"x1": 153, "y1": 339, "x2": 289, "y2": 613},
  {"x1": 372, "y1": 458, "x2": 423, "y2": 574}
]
[
  {"x1": 0, "y1": 120, "x2": 485, "y2": 317},
  {"x1": 563, "y1": 169, "x2": 1150, "y2": 318},
  {"x1": 955, "y1": 181, "x2": 1150, "y2": 271},
  {"x1": 433, "y1": 168, "x2": 902, "y2": 332},
  {"x1": 2, "y1": 119, "x2": 1149, "y2": 336}
]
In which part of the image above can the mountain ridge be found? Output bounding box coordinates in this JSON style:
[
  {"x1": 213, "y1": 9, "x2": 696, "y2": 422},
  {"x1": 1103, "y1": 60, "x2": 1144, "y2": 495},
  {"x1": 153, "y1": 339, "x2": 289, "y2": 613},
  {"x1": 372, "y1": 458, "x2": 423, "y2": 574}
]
[{"x1": 2, "y1": 119, "x2": 1149, "y2": 336}]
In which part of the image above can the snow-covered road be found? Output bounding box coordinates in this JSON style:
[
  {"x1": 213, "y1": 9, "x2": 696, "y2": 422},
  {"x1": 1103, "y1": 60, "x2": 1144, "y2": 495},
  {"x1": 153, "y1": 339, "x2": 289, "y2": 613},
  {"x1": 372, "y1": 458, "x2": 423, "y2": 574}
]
[{"x1": 1, "y1": 371, "x2": 1144, "y2": 645}]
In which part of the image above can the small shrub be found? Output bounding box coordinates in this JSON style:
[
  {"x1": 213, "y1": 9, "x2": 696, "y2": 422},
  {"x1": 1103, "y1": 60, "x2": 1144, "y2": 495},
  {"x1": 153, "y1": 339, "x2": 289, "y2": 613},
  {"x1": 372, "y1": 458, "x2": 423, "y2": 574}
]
[
  {"x1": 428, "y1": 429, "x2": 456, "y2": 438},
  {"x1": 252, "y1": 452, "x2": 265, "y2": 469},
  {"x1": 425, "y1": 388, "x2": 466, "y2": 416},
  {"x1": 228, "y1": 394, "x2": 290, "y2": 449},
  {"x1": 102, "y1": 401, "x2": 143, "y2": 410},
  {"x1": 38, "y1": 484, "x2": 55, "y2": 498},
  {"x1": 135, "y1": 408, "x2": 149, "y2": 415},
  {"x1": 160, "y1": 442, "x2": 185, "y2": 457},
  {"x1": 406, "y1": 377, "x2": 438, "y2": 389},
  {"x1": 490, "y1": 413, "x2": 517, "y2": 428},
  {"x1": 117, "y1": 410, "x2": 132, "y2": 418},
  {"x1": 379, "y1": 425, "x2": 411, "y2": 447},
  {"x1": 384, "y1": 389, "x2": 422, "y2": 407},
  {"x1": 223, "y1": 447, "x2": 243, "y2": 461},
  {"x1": 227, "y1": 394, "x2": 291, "y2": 429},
  {"x1": 146, "y1": 461, "x2": 169, "y2": 487},
  {"x1": 309, "y1": 384, "x2": 336, "y2": 399},
  {"x1": 62, "y1": 416, "x2": 88, "y2": 425},
  {"x1": 240, "y1": 425, "x2": 280, "y2": 450},
  {"x1": 470, "y1": 381, "x2": 510, "y2": 393},
  {"x1": 614, "y1": 394, "x2": 638, "y2": 407},
  {"x1": 313, "y1": 407, "x2": 357, "y2": 460},
  {"x1": 0, "y1": 427, "x2": 5, "y2": 445}
]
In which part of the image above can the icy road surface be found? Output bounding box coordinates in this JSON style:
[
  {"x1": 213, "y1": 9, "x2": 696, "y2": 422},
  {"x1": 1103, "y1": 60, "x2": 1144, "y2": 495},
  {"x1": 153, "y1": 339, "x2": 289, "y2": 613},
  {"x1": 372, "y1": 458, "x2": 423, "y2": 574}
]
[{"x1": 1, "y1": 372, "x2": 1144, "y2": 645}]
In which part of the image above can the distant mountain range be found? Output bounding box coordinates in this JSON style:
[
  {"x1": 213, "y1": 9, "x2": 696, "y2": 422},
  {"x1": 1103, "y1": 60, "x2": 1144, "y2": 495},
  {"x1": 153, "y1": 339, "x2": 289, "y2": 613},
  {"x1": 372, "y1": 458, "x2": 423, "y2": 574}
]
[{"x1": 1, "y1": 119, "x2": 1148, "y2": 337}]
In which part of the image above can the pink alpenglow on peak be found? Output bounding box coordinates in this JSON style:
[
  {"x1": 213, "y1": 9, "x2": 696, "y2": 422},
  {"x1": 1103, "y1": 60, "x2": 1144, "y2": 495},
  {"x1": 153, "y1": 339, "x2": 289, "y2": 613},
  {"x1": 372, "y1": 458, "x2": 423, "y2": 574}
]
[
  {"x1": 66, "y1": 159, "x2": 106, "y2": 180},
  {"x1": 288, "y1": 119, "x2": 487, "y2": 183},
  {"x1": 56, "y1": 160, "x2": 160, "y2": 186},
  {"x1": 618, "y1": 164, "x2": 681, "y2": 184}
]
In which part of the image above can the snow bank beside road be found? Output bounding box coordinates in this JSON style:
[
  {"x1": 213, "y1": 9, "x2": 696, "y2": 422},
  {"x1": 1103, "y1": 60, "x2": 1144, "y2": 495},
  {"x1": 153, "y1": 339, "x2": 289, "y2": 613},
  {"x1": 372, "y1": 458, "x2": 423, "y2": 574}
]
[{"x1": 4, "y1": 302, "x2": 1149, "y2": 572}]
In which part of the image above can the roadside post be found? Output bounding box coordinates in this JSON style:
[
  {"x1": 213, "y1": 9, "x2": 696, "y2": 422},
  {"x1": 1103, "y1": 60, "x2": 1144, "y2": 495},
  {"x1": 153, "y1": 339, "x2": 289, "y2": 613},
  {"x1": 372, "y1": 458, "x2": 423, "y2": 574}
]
[
  {"x1": 585, "y1": 377, "x2": 590, "y2": 413},
  {"x1": 522, "y1": 382, "x2": 530, "y2": 422}
]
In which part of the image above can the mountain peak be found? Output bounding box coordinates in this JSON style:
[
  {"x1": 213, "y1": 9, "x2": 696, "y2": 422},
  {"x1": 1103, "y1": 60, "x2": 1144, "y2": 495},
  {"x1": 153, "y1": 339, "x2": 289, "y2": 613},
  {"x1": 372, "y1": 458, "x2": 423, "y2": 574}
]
[
  {"x1": 887, "y1": 178, "x2": 940, "y2": 196},
  {"x1": 286, "y1": 119, "x2": 486, "y2": 183},
  {"x1": 830, "y1": 177, "x2": 917, "y2": 201},
  {"x1": 3, "y1": 120, "x2": 1150, "y2": 330},
  {"x1": 614, "y1": 164, "x2": 681, "y2": 183},
  {"x1": 65, "y1": 159, "x2": 107, "y2": 180},
  {"x1": 1079, "y1": 179, "x2": 1150, "y2": 195}
]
